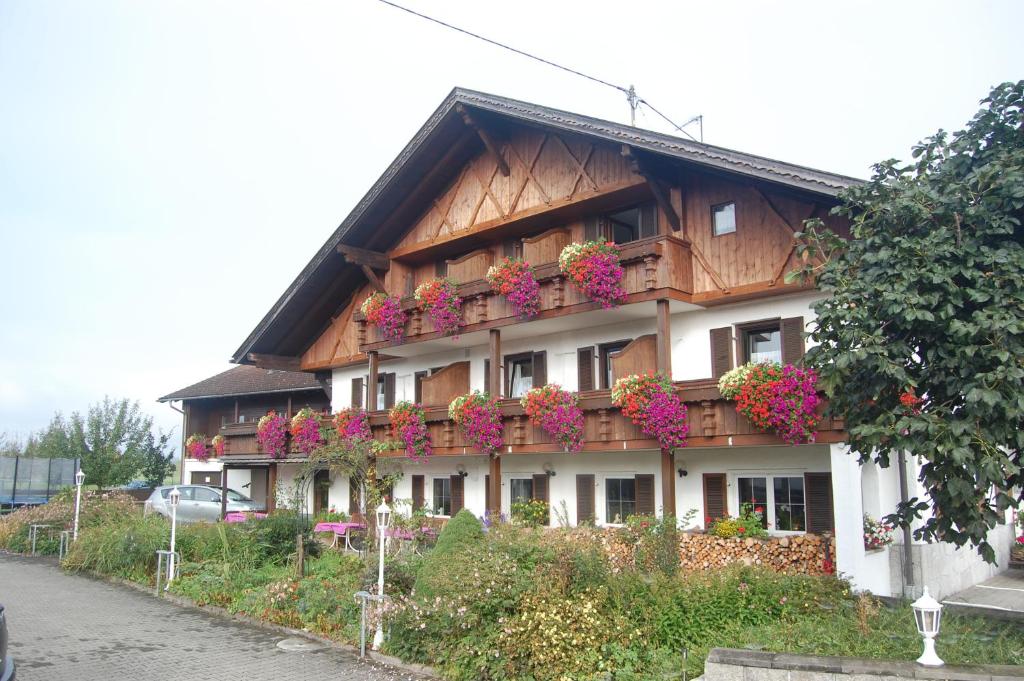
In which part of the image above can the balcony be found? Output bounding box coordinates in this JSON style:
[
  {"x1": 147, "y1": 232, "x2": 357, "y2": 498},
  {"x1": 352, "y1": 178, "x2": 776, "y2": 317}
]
[{"x1": 355, "y1": 233, "x2": 694, "y2": 353}]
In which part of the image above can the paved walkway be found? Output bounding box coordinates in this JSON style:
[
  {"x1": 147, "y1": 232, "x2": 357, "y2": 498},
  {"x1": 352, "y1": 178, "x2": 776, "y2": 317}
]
[
  {"x1": 943, "y1": 568, "x2": 1024, "y2": 616},
  {"x1": 0, "y1": 553, "x2": 422, "y2": 680}
]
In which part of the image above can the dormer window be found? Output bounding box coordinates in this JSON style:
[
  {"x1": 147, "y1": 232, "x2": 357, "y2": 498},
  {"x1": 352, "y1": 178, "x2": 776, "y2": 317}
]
[
  {"x1": 585, "y1": 202, "x2": 657, "y2": 244},
  {"x1": 712, "y1": 202, "x2": 736, "y2": 236}
]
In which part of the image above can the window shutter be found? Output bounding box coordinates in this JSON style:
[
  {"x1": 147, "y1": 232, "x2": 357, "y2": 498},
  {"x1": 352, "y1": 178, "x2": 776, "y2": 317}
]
[
  {"x1": 450, "y1": 475, "x2": 465, "y2": 515},
  {"x1": 710, "y1": 327, "x2": 733, "y2": 379},
  {"x1": 781, "y1": 317, "x2": 806, "y2": 365},
  {"x1": 804, "y1": 472, "x2": 834, "y2": 535},
  {"x1": 411, "y1": 475, "x2": 425, "y2": 511},
  {"x1": 351, "y1": 378, "x2": 364, "y2": 409},
  {"x1": 576, "y1": 474, "x2": 595, "y2": 524},
  {"x1": 640, "y1": 202, "x2": 658, "y2": 238},
  {"x1": 414, "y1": 371, "x2": 427, "y2": 404},
  {"x1": 384, "y1": 373, "x2": 396, "y2": 409},
  {"x1": 702, "y1": 473, "x2": 727, "y2": 523},
  {"x1": 483, "y1": 359, "x2": 491, "y2": 394},
  {"x1": 532, "y1": 473, "x2": 549, "y2": 502},
  {"x1": 348, "y1": 476, "x2": 361, "y2": 516},
  {"x1": 577, "y1": 347, "x2": 596, "y2": 392},
  {"x1": 532, "y1": 351, "x2": 547, "y2": 387},
  {"x1": 635, "y1": 474, "x2": 655, "y2": 515}
]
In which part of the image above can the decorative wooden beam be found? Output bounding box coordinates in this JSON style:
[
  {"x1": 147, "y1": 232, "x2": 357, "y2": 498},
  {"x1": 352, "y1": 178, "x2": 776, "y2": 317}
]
[
  {"x1": 656, "y1": 298, "x2": 672, "y2": 375},
  {"x1": 367, "y1": 350, "x2": 379, "y2": 412},
  {"x1": 337, "y1": 243, "x2": 390, "y2": 270},
  {"x1": 360, "y1": 264, "x2": 387, "y2": 295},
  {"x1": 621, "y1": 145, "x2": 680, "y2": 232},
  {"x1": 247, "y1": 353, "x2": 301, "y2": 372},
  {"x1": 489, "y1": 329, "x2": 502, "y2": 399},
  {"x1": 456, "y1": 104, "x2": 510, "y2": 177}
]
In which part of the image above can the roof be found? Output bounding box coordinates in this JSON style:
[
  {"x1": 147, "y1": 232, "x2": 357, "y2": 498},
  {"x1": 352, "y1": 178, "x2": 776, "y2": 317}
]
[
  {"x1": 231, "y1": 87, "x2": 862, "y2": 364},
  {"x1": 159, "y1": 365, "x2": 325, "y2": 402}
]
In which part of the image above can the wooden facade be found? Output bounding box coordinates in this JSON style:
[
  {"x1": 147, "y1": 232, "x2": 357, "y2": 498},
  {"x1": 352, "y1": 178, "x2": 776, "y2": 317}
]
[{"x1": 183, "y1": 392, "x2": 330, "y2": 457}]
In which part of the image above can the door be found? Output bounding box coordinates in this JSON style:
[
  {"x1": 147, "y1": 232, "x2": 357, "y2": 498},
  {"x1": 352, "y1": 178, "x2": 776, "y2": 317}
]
[
  {"x1": 313, "y1": 469, "x2": 330, "y2": 516},
  {"x1": 190, "y1": 471, "x2": 222, "y2": 486}
]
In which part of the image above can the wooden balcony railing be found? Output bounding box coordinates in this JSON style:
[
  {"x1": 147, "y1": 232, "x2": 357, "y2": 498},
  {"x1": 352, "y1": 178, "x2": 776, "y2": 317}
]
[{"x1": 355, "y1": 234, "x2": 694, "y2": 351}]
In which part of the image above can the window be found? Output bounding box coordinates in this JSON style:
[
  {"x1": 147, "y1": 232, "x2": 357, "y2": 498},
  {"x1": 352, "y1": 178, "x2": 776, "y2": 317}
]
[
  {"x1": 376, "y1": 376, "x2": 386, "y2": 408},
  {"x1": 432, "y1": 478, "x2": 452, "y2": 516},
  {"x1": 510, "y1": 478, "x2": 534, "y2": 505},
  {"x1": 712, "y1": 202, "x2": 736, "y2": 235},
  {"x1": 773, "y1": 477, "x2": 806, "y2": 531},
  {"x1": 736, "y1": 475, "x2": 807, "y2": 532},
  {"x1": 193, "y1": 487, "x2": 220, "y2": 503},
  {"x1": 599, "y1": 340, "x2": 631, "y2": 390},
  {"x1": 506, "y1": 354, "x2": 534, "y2": 398},
  {"x1": 605, "y1": 478, "x2": 636, "y2": 524},
  {"x1": 586, "y1": 202, "x2": 657, "y2": 244},
  {"x1": 742, "y1": 323, "x2": 782, "y2": 364}
]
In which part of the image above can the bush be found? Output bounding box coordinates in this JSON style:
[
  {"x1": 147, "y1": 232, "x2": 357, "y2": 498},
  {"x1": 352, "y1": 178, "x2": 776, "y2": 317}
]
[
  {"x1": 620, "y1": 514, "x2": 680, "y2": 576},
  {"x1": 63, "y1": 513, "x2": 169, "y2": 582},
  {"x1": 244, "y1": 510, "x2": 320, "y2": 565},
  {"x1": 412, "y1": 509, "x2": 482, "y2": 598},
  {"x1": 511, "y1": 498, "x2": 549, "y2": 527},
  {"x1": 0, "y1": 490, "x2": 138, "y2": 554},
  {"x1": 708, "y1": 504, "x2": 768, "y2": 539}
]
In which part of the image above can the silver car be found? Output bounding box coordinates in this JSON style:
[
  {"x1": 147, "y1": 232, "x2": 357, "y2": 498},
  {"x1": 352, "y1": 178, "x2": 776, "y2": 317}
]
[{"x1": 144, "y1": 485, "x2": 261, "y2": 523}]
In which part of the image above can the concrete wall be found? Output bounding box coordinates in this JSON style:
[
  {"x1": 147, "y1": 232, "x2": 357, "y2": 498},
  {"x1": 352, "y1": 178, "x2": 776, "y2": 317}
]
[{"x1": 703, "y1": 648, "x2": 1023, "y2": 681}]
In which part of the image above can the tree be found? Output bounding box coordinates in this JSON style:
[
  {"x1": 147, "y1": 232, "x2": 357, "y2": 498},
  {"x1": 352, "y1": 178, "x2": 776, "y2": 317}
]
[
  {"x1": 68, "y1": 397, "x2": 156, "y2": 489},
  {"x1": 138, "y1": 429, "x2": 176, "y2": 486},
  {"x1": 31, "y1": 413, "x2": 75, "y2": 458},
  {"x1": 790, "y1": 82, "x2": 1024, "y2": 562}
]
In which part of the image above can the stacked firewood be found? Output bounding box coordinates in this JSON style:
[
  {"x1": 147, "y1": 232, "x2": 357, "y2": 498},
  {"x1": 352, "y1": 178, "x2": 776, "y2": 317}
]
[{"x1": 677, "y1": 532, "x2": 835, "y2": 575}]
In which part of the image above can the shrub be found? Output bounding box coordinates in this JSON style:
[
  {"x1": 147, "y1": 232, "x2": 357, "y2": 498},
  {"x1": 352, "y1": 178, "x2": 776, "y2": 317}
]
[
  {"x1": 709, "y1": 504, "x2": 768, "y2": 539},
  {"x1": 245, "y1": 510, "x2": 319, "y2": 565},
  {"x1": 63, "y1": 513, "x2": 169, "y2": 582},
  {"x1": 511, "y1": 498, "x2": 549, "y2": 527},
  {"x1": 412, "y1": 509, "x2": 483, "y2": 598},
  {"x1": 621, "y1": 514, "x2": 680, "y2": 576},
  {"x1": 0, "y1": 490, "x2": 138, "y2": 555}
]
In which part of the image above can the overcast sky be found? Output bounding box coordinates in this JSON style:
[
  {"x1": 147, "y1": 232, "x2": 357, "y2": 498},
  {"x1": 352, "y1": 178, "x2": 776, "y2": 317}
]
[{"x1": 1, "y1": 0, "x2": 1021, "y2": 448}]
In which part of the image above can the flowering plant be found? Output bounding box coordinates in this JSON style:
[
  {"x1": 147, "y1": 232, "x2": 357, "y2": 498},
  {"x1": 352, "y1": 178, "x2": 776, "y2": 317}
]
[
  {"x1": 448, "y1": 391, "x2": 503, "y2": 456},
  {"x1": 415, "y1": 278, "x2": 462, "y2": 337},
  {"x1": 211, "y1": 434, "x2": 226, "y2": 458},
  {"x1": 863, "y1": 514, "x2": 895, "y2": 550},
  {"x1": 289, "y1": 407, "x2": 323, "y2": 454},
  {"x1": 486, "y1": 257, "x2": 540, "y2": 318},
  {"x1": 899, "y1": 389, "x2": 923, "y2": 415},
  {"x1": 520, "y1": 384, "x2": 584, "y2": 452},
  {"x1": 389, "y1": 401, "x2": 432, "y2": 461},
  {"x1": 185, "y1": 434, "x2": 209, "y2": 461},
  {"x1": 720, "y1": 362, "x2": 819, "y2": 445},
  {"x1": 334, "y1": 407, "x2": 371, "y2": 443},
  {"x1": 558, "y1": 241, "x2": 626, "y2": 308},
  {"x1": 611, "y1": 372, "x2": 688, "y2": 451},
  {"x1": 707, "y1": 504, "x2": 768, "y2": 539},
  {"x1": 361, "y1": 292, "x2": 407, "y2": 343},
  {"x1": 257, "y1": 411, "x2": 288, "y2": 458}
]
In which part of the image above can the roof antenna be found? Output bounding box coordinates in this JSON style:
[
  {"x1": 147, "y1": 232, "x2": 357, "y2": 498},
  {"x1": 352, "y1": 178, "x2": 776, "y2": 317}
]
[{"x1": 626, "y1": 85, "x2": 639, "y2": 126}]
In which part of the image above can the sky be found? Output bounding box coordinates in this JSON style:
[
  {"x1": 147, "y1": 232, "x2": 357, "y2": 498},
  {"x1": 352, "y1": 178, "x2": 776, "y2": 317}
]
[{"x1": 1, "y1": 0, "x2": 1022, "y2": 450}]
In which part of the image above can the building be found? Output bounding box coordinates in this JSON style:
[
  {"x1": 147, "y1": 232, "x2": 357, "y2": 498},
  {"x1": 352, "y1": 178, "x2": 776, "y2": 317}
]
[
  {"x1": 198, "y1": 88, "x2": 1006, "y2": 599},
  {"x1": 159, "y1": 365, "x2": 330, "y2": 511}
]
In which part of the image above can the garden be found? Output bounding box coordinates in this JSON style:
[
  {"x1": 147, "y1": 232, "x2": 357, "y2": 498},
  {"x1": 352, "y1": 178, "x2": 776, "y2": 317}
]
[{"x1": 1, "y1": 493, "x2": 1021, "y2": 680}]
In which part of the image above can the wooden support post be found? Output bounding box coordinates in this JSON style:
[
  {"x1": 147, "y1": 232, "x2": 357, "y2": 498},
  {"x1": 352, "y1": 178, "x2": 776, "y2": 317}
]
[
  {"x1": 488, "y1": 454, "x2": 502, "y2": 517},
  {"x1": 233, "y1": 399, "x2": 239, "y2": 424},
  {"x1": 661, "y1": 449, "x2": 676, "y2": 518},
  {"x1": 656, "y1": 298, "x2": 672, "y2": 377},
  {"x1": 267, "y1": 463, "x2": 278, "y2": 512},
  {"x1": 621, "y1": 145, "x2": 681, "y2": 232},
  {"x1": 367, "y1": 350, "x2": 379, "y2": 411},
  {"x1": 286, "y1": 395, "x2": 293, "y2": 419},
  {"x1": 457, "y1": 104, "x2": 510, "y2": 177},
  {"x1": 220, "y1": 466, "x2": 229, "y2": 520},
  {"x1": 489, "y1": 329, "x2": 502, "y2": 398}
]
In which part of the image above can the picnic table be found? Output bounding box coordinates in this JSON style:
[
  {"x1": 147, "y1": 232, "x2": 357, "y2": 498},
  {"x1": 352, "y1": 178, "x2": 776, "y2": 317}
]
[
  {"x1": 223, "y1": 511, "x2": 268, "y2": 524},
  {"x1": 313, "y1": 521, "x2": 366, "y2": 552}
]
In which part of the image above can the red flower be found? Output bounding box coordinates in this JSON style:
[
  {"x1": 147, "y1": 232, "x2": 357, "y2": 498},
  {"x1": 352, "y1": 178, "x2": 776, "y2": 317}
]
[
  {"x1": 754, "y1": 506, "x2": 764, "y2": 514},
  {"x1": 738, "y1": 527, "x2": 746, "y2": 533}
]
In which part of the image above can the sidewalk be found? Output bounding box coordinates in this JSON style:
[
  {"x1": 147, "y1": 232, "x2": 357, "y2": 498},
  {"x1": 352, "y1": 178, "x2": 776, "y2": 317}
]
[{"x1": 942, "y1": 568, "x2": 1024, "y2": 620}]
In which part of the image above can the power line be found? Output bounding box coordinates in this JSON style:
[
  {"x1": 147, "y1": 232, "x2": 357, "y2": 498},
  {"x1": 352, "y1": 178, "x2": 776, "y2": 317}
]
[{"x1": 373, "y1": 0, "x2": 702, "y2": 142}]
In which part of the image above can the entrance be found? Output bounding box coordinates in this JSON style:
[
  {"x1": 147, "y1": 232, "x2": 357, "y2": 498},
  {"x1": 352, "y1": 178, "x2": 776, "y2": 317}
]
[{"x1": 313, "y1": 469, "x2": 331, "y2": 515}]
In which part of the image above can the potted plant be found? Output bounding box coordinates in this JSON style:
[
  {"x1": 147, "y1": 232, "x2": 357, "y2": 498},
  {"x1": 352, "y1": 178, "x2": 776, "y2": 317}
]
[
  {"x1": 486, "y1": 257, "x2": 541, "y2": 318},
  {"x1": 290, "y1": 407, "x2": 324, "y2": 454},
  {"x1": 185, "y1": 434, "x2": 209, "y2": 462},
  {"x1": 558, "y1": 240, "x2": 626, "y2": 308},
  {"x1": 718, "y1": 362, "x2": 819, "y2": 444},
  {"x1": 521, "y1": 384, "x2": 584, "y2": 452},
  {"x1": 361, "y1": 292, "x2": 408, "y2": 343},
  {"x1": 611, "y1": 372, "x2": 688, "y2": 451},
  {"x1": 415, "y1": 278, "x2": 462, "y2": 337},
  {"x1": 449, "y1": 392, "x2": 503, "y2": 456},
  {"x1": 389, "y1": 401, "x2": 432, "y2": 461},
  {"x1": 257, "y1": 410, "x2": 288, "y2": 458}
]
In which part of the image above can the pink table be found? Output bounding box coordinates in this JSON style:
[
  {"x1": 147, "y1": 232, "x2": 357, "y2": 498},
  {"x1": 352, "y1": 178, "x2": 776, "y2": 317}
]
[
  {"x1": 314, "y1": 521, "x2": 366, "y2": 551},
  {"x1": 224, "y1": 511, "x2": 268, "y2": 523}
]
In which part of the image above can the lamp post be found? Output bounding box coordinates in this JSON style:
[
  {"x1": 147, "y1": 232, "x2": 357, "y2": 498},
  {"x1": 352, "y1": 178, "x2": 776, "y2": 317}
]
[
  {"x1": 372, "y1": 500, "x2": 392, "y2": 650},
  {"x1": 167, "y1": 486, "x2": 181, "y2": 585},
  {"x1": 72, "y1": 470, "x2": 85, "y2": 541},
  {"x1": 911, "y1": 587, "x2": 944, "y2": 667}
]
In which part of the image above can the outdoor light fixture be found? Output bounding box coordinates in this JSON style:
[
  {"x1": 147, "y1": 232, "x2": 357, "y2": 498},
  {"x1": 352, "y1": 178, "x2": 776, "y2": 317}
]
[
  {"x1": 543, "y1": 463, "x2": 556, "y2": 477},
  {"x1": 72, "y1": 469, "x2": 85, "y2": 541},
  {"x1": 373, "y1": 501, "x2": 392, "y2": 650},
  {"x1": 677, "y1": 467, "x2": 688, "y2": 478},
  {"x1": 911, "y1": 587, "x2": 944, "y2": 666},
  {"x1": 455, "y1": 464, "x2": 468, "y2": 478},
  {"x1": 167, "y1": 486, "x2": 181, "y2": 585}
]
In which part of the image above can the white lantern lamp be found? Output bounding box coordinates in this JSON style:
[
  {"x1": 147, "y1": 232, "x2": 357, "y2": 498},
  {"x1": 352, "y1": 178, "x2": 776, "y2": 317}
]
[
  {"x1": 72, "y1": 470, "x2": 85, "y2": 541},
  {"x1": 167, "y1": 487, "x2": 181, "y2": 585},
  {"x1": 911, "y1": 587, "x2": 943, "y2": 667},
  {"x1": 372, "y1": 500, "x2": 392, "y2": 650},
  {"x1": 376, "y1": 501, "x2": 392, "y2": 530}
]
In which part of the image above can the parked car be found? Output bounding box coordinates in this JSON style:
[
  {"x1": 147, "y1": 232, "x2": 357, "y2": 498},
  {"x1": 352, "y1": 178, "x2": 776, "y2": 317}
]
[
  {"x1": 144, "y1": 485, "x2": 262, "y2": 523},
  {"x1": 0, "y1": 604, "x2": 14, "y2": 681}
]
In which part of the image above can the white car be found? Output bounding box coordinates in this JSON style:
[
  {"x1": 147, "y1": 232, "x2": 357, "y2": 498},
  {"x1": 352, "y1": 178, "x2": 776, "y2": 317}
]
[{"x1": 144, "y1": 485, "x2": 262, "y2": 523}]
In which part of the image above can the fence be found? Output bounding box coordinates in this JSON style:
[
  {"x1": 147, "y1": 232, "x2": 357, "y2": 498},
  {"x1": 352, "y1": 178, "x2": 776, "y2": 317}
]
[{"x1": 0, "y1": 456, "x2": 80, "y2": 508}]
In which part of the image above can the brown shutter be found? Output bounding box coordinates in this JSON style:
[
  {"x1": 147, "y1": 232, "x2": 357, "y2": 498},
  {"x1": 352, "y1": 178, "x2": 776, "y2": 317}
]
[
  {"x1": 450, "y1": 475, "x2": 465, "y2": 515},
  {"x1": 411, "y1": 475, "x2": 425, "y2": 512},
  {"x1": 640, "y1": 202, "x2": 658, "y2": 239},
  {"x1": 702, "y1": 473, "x2": 728, "y2": 523},
  {"x1": 348, "y1": 476, "x2": 360, "y2": 516},
  {"x1": 577, "y1": 347, "x2": 596, "y2": 392},
  {"x1": 532, "y1": 351, "x2": 547, "y2": 387},
  {"x1": 635, "y1": 474, "x2": 655, "y2": 516},
  {"x1": 532, "y1": 473, "x2": 549, "y2": 502},
  {"x1": 781, "y1": 317, "x2": 806, "y2": 365},
  {"x1": 351, "y1": 378, "x2": 364, "y2": 409},
  {"x1": 383, "y1": 372, "x2": 396, "y2": 409},
  {"x1": 484, "y1": 474, "x2": 490, "y2": 512},
  {"x1": 710, "y1": 327, "x2": 733, "y2": 378},
  {"x1": 804, "y1": 472, "x2": 834, "y2": 534},
  {"x1": 404, "y1": 273, "x2": 415, "y2": 298},
  {"x1": 576, "y1": 474, "x2": 595, "y2": 524},
  {"x1": 414, "y1": 371, "x2": 427, "y2": 404},
  {"x1": 483, "y1": 359, "x2": 491, "y2": 394},
  {"x1": 584, "y1": 216, "x2": 600, "y2": 241}
]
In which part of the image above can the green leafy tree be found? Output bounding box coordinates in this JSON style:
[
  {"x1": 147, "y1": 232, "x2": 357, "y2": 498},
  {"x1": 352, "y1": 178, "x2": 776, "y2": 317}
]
[
  {"x1": 790, "y1": 82, "x2": 1024, "y2": 561},
  {"x1": 69, "y1": 398, "x2": 155, "y2": 489},
  {"x1": 138, "y1": 429, "x2": 176, "y2": 486},
  {"x1": 31, "y1": 413, "x2": 75, "y2": 458}
]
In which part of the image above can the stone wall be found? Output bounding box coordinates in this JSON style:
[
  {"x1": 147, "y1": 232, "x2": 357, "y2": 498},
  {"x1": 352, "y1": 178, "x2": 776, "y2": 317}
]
[
  {"x1": 888, "y1": 523, "x2": 1013, "y2": 600},
  {"x1": 703, "y1": 648, "x2": 1023, "y2": 681}
]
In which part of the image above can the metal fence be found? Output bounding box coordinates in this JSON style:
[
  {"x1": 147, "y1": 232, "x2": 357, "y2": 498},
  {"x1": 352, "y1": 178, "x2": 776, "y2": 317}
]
[{"x1": 0, "y1": 456, "x2": 80, "y2": 508}]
